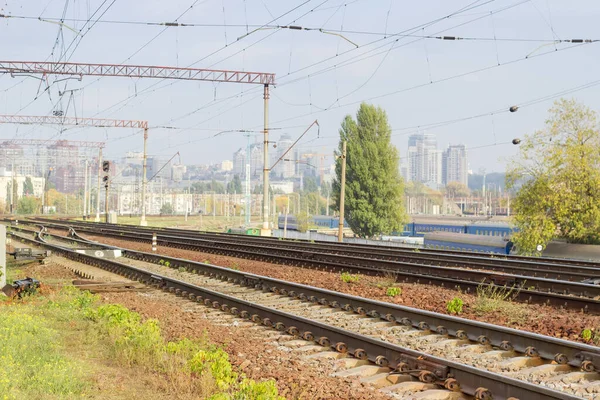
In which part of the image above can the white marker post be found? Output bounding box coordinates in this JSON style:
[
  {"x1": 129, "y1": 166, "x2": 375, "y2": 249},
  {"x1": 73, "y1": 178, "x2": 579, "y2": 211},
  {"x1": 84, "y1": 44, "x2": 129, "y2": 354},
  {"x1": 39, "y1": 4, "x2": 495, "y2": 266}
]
[
  {"x1": 0, "y1": 225, "x2": 6, "y2": 290},
  {"x1": 152, "y1": 233, "x2": 157, "y2": 253}
]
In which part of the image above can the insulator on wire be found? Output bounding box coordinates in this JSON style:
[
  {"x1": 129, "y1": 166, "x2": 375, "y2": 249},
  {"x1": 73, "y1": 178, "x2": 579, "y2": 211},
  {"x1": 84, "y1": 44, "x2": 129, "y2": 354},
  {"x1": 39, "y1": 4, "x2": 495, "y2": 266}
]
[
  {"x1": 512, "y1": 138, "x2": 521, "y2": 145},
  {"x1": 509, "y1": 106, "x2": 519, "y2": 113},
  {"x1": 437, "y1": 36, "x2": 459, "y2": 40}
]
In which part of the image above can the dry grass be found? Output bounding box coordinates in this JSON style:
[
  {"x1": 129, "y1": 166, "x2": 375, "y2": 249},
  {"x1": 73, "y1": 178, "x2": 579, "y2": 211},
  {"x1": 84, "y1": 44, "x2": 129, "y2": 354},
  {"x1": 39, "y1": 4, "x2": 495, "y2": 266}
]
[
  {"x1": 472, "y1": 282, "x2": 528, "y2": 324},
  {"x1": 369, "y1": 271, "x2": 398, "y2": 289}
]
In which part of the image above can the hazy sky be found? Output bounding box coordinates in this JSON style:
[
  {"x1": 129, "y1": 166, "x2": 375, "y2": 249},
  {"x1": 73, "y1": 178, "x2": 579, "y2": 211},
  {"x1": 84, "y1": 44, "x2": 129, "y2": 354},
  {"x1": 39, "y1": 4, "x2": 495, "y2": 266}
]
[{"x1": 0, "y1": 0, "x2": 598, "y2": 172}]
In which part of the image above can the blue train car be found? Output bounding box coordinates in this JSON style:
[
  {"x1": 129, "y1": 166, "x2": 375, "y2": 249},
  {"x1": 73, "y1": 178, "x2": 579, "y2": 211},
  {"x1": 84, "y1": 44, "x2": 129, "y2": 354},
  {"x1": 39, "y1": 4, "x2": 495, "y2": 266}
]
[
  {"x1": 466, "y1": 222, "x2": 515, "y2": 238},
  {"x1": 413, "y1": 222, "x2": 466, "y2": 237},
  {"x1": 424, "y1": 232, "x2": 514, "y2": 255},
  {"x1": 278, "y1": 215, "x2": 299, "y2": 230},
  {"x1": 279, "y1": 215, "x2": 345, "y2": 230}
]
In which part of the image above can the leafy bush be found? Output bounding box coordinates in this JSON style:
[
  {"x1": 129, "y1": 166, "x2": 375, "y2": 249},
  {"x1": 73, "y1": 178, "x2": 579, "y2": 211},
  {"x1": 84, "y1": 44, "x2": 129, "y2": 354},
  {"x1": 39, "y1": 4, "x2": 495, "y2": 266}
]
[
  {"x1": 340, "y1": 272, "x2": 360, "y2": 283},
  {"x1": 446, "y1": 297, "x2": 464, "y2": 315},
  {"x1": 385, "y1": 287, "x2": 401, "y2": 297}
]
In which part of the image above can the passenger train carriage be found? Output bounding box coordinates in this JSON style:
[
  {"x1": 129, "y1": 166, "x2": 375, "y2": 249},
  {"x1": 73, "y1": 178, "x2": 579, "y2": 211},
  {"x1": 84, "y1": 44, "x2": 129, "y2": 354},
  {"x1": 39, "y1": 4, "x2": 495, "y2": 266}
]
[{"x1": 423, "y1": 232, "x2": 514, "y2": 255}]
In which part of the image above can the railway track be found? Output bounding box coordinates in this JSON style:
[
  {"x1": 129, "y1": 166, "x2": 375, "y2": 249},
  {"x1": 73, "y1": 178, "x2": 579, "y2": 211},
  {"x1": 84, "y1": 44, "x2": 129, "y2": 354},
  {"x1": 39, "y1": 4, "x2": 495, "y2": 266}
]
[
  {"x1": 8, "y1": 225, "x2": 599, "y2": 399},
  {"x1": 22, "y1": 219, "x2": 600, "y2": 313},
  {"x1": 32, "y1": 217, "x2": 600, "y2": 269}
]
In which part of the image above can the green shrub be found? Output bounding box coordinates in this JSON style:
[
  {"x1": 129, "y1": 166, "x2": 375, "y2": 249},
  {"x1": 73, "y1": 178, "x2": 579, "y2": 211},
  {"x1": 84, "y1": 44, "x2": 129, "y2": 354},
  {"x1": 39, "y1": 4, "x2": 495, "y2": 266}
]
[
  {"x1": 340, "y1": 272, "x2": 360, "y2": 283},
  {"x1": 164, "y1": 261, "x2": 171, "y2": 268},
  {"x1": 582, "y1": 329, "x2": 593, "y2": 341},
  {"x1": 385, "y1": 287, "x2": 401, "y2": 297},
  {"x1": 446, "y1": 297, "x2": 464, "y2": 315}
]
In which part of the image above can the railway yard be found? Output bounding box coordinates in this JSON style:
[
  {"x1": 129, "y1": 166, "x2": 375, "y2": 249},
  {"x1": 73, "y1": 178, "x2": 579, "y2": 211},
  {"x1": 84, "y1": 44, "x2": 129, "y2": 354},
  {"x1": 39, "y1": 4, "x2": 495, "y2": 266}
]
[{"x1": 2, "y1": 217, "x2": 600, "y2": 400}]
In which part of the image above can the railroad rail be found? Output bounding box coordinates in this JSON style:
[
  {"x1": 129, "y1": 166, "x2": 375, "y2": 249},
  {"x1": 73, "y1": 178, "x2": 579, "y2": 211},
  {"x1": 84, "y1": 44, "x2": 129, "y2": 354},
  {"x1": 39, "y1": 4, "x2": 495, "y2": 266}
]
[
  {"x1": 32, "y1": 217, "x2": 600, "y2": 268},
  {"x1": 7, "y1": 227, "x2": 591, "y2": 400},
  {"x1": 22, "y1": 219, "x2": 600, "y2": 312},
  {"x1": 30, "y1": 218, "x2": 600, "y2": 278}
]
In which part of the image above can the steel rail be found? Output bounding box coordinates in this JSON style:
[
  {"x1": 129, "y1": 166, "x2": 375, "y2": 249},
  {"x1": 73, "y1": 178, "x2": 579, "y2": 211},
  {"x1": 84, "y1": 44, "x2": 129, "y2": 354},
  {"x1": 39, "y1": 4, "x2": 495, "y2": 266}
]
[
  {"x1": 7, "y1": 230, "x2": 586, "y2": 400},
  {"x1": 32, "y1": 222, "x2": 600, "y2": 309},
  {"x1": 31, "y1": 218, "x2": 600, "y2": 275}
]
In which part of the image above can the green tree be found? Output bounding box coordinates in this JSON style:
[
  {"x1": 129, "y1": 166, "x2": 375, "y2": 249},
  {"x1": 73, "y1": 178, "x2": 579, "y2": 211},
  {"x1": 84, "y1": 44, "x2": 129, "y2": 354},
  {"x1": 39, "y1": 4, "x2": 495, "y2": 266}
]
[
  {"x1": 444, "y1": 181, "x2": 470, "y2": 198},
  {"x1": 332, "y1": 103, "x2": 408, "y2": 238},
  {"x1": 507, "y1": 99, "x2": 600, "y2": 253},
  {"x1": 160, "y1": 203, "x2": 174, "y2": 215},
  {"x1": 227, "y1": 175, "x2": 243, "y2": 194},
  {"x1": 22, "y1": 177, "x2": 34, "y2": 196},
  {"x1": 303, "y1": 176, "x2": 319, "y2": 193},
  {"x1": 17, "y1": 196, "x2": 40, "y2": 215}
]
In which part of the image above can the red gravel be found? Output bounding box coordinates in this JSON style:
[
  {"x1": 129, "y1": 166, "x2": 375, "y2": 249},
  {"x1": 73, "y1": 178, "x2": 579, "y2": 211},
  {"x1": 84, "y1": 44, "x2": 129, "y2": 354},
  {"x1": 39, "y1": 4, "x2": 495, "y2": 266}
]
[
  {"x1": 92, "y1": 291, "x2": 392, "y2": 399},
  {"x1": 82, "y1": 234, "x2": 600, "y2": 345}
]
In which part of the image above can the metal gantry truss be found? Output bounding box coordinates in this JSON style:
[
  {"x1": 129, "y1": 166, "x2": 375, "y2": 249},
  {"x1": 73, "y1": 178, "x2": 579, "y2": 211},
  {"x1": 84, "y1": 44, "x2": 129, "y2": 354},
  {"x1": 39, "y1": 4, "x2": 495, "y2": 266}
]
[
  {"x1": 0, "y1": 61, "x2": 276, "y2": 85},
  {"x1": 0, "y1": 114, "x2": 149, "y2": 221},
  {"x1": 0, "y1": 114, "x2": 147, "y2": 129},
  {"x1": 0, "y1": 60, "x2": 276, "y2": 230},
  {"x1": 0, "y1": 138, "x2": 105, "y2": 148}
]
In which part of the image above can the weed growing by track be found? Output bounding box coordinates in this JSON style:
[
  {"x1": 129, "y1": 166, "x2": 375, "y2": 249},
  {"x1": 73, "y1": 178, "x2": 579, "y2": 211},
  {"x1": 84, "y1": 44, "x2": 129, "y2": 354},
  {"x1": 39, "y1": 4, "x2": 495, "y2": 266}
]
[
  {"x1": 340, "y1": 272, "x2": 360, "y2": 283},
  {"x1": 385, "y1": 287, "x2": 402, "y2": 297},
  {"x1": 0, "y1": 287, "x2": 284, "y2": 400},
  {"x1": 446, "y1": 297, "x2": 464, "y2": 315},
  {"x1": 472, "y1": 283, "x2": 527, "y2": 323}
]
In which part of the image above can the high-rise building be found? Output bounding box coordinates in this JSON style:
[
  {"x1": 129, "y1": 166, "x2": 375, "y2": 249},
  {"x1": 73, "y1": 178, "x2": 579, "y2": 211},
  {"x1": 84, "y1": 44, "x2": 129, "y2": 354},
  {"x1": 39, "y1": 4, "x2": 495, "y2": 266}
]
[
  {"x1": 406, "y1": 133, "x2": 442, "y2": 188},
  {"x1": 232, "y1": 148, "x2": 245, "y2": 176},
  {"x1": 171, "y1": 164, "x2": 187, "y2": 182},
  {"x1": 442, "y1": 144, "x2": 468, "y2": 187},
  {"x1": 273, "y1": 133, "x2": 294, "y2": 178}
]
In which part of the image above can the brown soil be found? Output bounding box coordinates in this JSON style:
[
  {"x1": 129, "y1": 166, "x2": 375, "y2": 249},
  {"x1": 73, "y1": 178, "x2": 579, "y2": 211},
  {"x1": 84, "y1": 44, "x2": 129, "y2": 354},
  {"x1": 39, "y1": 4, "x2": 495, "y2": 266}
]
[
  {"x1": 82, "y1": 234, "x2": 600, "y2": 345},
  {"x1": 12, "y1": 247, "x2": 393, "y2": 400}
]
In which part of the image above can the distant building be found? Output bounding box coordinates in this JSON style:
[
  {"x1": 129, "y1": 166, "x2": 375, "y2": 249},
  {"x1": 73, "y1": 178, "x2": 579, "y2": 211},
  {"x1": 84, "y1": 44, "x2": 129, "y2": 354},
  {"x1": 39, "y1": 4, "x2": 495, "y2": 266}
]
[
  {"x1": 146, "y1": 157, "x2": 170, "y2": 181},
  {"x1": 171, "y1": 164, "x2": 187, "y2": 182},
  {"x1": 221, "y1": 160, "x2": 233, "y2": 172},
  {"x1": 273, "y1": 134, "x2": 295, "y2": 179},
  {"x1": 442, "y1": 144, "x2": 468, "y2": 187},
  {"x1": 0, "y1": 176, "x2": 45, "y2": 203},
  {"x1": 270, "y1": 181, "x2": 294, "y2": 194},
  {"x1": 233, "y1": 149, "x2": 245, "y2": 176},
  {"x1": 124, "y1": 151, "x2": 144, "y2": 165},
  {"x1": 406, "y1": 133, "x2": 442, "y2": 188}
]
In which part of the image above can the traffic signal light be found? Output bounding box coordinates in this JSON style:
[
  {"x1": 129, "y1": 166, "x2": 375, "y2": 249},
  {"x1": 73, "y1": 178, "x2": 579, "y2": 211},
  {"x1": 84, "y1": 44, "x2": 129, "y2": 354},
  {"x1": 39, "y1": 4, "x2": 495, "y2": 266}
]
[
  {"x1": 102, "y1": 176, "x2": 109, "y2": 183},
  {"x1": 102, "y1": 161, "x2": 110, "y2": 172}
]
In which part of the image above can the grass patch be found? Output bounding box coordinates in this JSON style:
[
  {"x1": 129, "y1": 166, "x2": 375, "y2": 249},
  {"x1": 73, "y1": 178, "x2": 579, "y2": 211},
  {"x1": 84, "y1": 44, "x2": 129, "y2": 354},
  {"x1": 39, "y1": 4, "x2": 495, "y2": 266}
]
[
  {"x1": 472, "y1": 283, "x2": 527, "y2": 324},
  {"x1": 385, "y1": 287, "x2": 402, "y2": 297},
  {"x1": 446, "y1": 297, "x2": 463, "y2": 315},
  {"x1": 0, "y1": 287, "x2": 284, "y2": 400},
  {"x1": 340, "y1": 272, "x2": 360, "y2": 283},
  {"x1": 370, "y1": 272, "x2": 397, "y2": 289}
]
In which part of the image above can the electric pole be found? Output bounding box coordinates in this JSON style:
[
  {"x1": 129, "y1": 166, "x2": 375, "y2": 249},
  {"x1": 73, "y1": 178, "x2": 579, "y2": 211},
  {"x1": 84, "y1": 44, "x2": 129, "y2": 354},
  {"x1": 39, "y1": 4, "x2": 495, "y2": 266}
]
[
  {"x1": 141, "y1": 127, "x2": 148, "y2": 226},
  {"x1": 262, "y1": 84, "x2": 271, "y2": 236},
  {"x1": 337, "y1": 140, "x2": 347, "y2": 243}
]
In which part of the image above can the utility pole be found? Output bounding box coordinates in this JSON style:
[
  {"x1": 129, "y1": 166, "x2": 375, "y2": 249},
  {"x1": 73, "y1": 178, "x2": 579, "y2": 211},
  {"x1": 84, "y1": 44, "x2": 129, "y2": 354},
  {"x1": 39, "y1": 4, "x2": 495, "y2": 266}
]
[
  {"x1": 140, "y1": 127, "x2": 148, "y2": 226},
  {"x1": 337, "y1": 140, "x2": 347, "y2": 243},
  {"x1": 83, "y1": 160, "x2": 88, "y2": 219},
  {"x1": 262, "y1": 84, "x2": 271, "y2": 236},
  {"x1": 95, "y1": 147, "x2": 102, "y2": 222}
]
